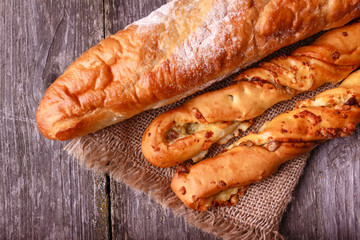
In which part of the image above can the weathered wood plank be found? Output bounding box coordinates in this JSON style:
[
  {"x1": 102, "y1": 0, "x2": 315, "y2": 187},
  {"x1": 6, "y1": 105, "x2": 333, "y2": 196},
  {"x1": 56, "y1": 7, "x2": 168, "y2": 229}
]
[
  {"x1": 110, "y1": 183, "x2": 217, "y2": 240},
  {"x1": 280, "y1": 126, "x2": 360, "y2": 239},
  {"x1": 104, "y1": 1, "x2": 216, "y2": 239},
  {"x1": 0, "y1": 0, "x2": 109, "y2": 239}
]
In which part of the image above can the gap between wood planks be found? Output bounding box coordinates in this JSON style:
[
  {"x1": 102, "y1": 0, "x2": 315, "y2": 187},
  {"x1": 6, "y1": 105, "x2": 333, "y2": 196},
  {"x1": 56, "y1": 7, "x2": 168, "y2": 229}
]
[
  {"x1": 103, "y1": 1, "x2": 113, "y2": 239},
  {"x1": 101, "y1": 1, "x2": 112, "y2": 239}
]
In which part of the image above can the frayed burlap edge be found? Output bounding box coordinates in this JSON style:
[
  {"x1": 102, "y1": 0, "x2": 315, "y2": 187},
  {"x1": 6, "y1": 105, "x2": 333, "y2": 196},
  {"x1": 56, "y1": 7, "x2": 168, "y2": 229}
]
[{"x1": 65, "y1": 135, "x2": 308, "y2": 240}]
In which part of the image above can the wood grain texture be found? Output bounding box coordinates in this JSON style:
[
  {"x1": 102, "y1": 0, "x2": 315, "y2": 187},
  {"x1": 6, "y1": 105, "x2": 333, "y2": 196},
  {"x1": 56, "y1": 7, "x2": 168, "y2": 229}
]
[
  {"x1": 0, "y1": 0, "x2": 109, "y2": 239},
  {"x1": 110, "y1": 183, "x2": 218, "y2": 240},
  {"x1": 280, "y1": 126, "x2": 360, "y2": 239}
]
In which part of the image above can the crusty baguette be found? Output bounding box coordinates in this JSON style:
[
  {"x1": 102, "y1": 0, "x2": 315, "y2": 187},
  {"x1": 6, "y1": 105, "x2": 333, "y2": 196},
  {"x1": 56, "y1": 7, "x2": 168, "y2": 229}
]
[
  {"x1": 171, "y1": 70, "x2": 360, "y2": 211},
  {"x1": 142, "y1": 21, "x2": 360, "y2": 168},
  {"x1": 36, "y1": 0, "x2": 360, "y2": 140}
]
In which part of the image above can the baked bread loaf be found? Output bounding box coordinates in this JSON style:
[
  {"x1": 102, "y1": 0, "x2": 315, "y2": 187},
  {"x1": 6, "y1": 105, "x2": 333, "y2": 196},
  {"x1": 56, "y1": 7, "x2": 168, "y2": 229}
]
[
  {"x1": 171, "y1": 70, "x2": 360, "y2": 211},
  {"x1": 36, "y1": 0, "x2": 360, "y2": 140},
  {"x1": 142, "y1": 21, "x2": 360, "y2": 167}
]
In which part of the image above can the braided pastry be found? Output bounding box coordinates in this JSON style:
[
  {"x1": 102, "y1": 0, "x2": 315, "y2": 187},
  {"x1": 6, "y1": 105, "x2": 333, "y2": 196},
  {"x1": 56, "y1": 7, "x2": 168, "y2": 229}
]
[
  {"x1": 171, "y1": 70, "x2": 360, "y2": 211},
  {"x1": 142, "y1": 21, "x2": 360, "y2": 168}
]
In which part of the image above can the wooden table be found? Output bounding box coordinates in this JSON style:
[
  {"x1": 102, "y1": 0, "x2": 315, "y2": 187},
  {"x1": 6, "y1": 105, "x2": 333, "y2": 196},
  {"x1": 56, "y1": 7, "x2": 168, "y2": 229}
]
[{"x1": 1, "y1": 1, "x2": 359, "y2": 239}]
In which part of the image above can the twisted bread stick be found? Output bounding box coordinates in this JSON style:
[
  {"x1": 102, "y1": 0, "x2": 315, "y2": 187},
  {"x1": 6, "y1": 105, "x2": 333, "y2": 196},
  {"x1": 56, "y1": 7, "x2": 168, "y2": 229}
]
[
  {"x1": 171, "y1": 70, "x2": 360, "y2": 211},
  {"x1": 142, "y1": 21, "x2": 360, "y2": 168}
]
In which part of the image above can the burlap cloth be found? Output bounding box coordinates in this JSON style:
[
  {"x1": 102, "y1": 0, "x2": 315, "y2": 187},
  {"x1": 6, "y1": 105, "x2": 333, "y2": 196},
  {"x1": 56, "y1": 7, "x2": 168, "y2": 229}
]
[{"x1": 65, "y1": 32, "x2": 338, "y2": 239}]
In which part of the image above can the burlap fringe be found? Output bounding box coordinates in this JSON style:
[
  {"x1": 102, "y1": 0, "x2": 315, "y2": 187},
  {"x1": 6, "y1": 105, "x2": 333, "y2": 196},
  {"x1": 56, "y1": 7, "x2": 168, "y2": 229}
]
[{"x1": 65, "y1": 137, "x2": 285, "y2": 240}]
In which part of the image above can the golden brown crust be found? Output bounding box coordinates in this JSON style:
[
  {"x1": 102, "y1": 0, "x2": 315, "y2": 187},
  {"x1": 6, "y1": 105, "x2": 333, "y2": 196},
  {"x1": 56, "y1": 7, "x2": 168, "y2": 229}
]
[
  {"x1": 171, "y1": 70, "x2": 360, "y2": 211},
  {"x1": 142, "y1": 21, "x2": 360, "y2": 167},
  {"x1": 37, "y1": 0, "x2": 360, "y2": 140}
]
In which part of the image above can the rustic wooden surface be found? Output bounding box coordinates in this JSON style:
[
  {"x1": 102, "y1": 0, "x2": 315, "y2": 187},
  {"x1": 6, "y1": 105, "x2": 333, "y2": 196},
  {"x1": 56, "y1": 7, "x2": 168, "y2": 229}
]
[
  {"x1": 1, "y1": 0, "x2": 359, "y2": 239},
  {"x1": 0, "y1": 1, "x2": 109, "y2": 239}
]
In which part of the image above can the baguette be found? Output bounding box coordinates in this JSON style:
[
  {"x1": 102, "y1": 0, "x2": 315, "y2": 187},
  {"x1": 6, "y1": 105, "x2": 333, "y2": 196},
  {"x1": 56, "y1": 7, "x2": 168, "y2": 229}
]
[
  {"x1": 171, "y1": 70, "x2": 360, "y2": 211},
  {"x1": 36, "y1": 0, "x2": 360, "y2": 140},
  {"x1": 142, "y1": 21, "x2": 360, "y2": 167}
]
